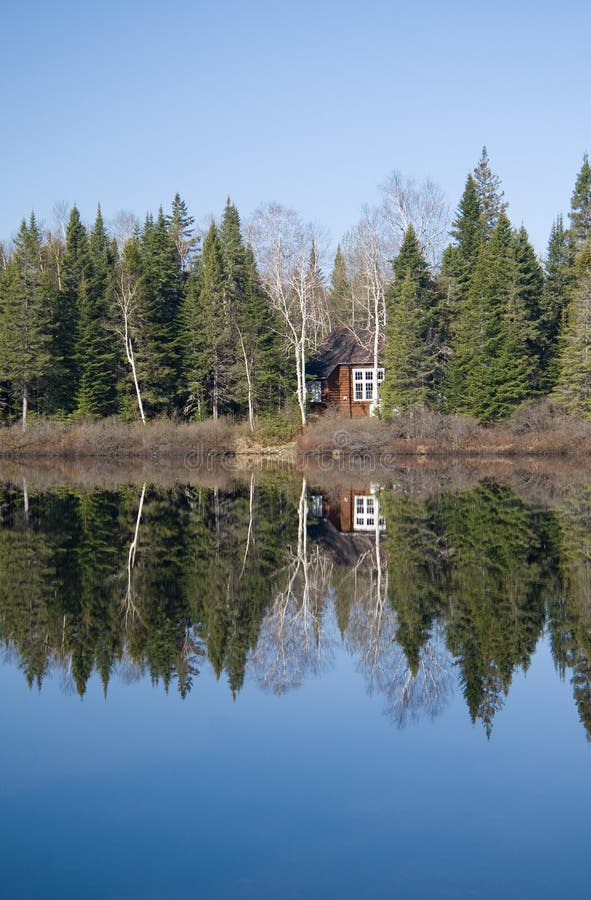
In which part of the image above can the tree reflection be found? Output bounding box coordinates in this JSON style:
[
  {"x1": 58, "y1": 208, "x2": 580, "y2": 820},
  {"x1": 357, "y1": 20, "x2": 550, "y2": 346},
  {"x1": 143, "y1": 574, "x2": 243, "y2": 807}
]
[
  {"x1": 0, "y1": 474, "x2": 590, "y2": 739},
  {"x1": 250, "y1": 479, "x2": 336, "y2": 693},
  {"x1": 343, "y1": 495, "x2": 452, "y2": 727}
]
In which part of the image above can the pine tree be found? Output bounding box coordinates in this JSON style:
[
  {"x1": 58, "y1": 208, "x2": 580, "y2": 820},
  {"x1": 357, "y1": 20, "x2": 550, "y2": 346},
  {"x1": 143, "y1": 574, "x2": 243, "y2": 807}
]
[
  {"x1": 450, "y1": 174, "x2": 484, "y2": 267},
  {"x1": 327, "y1": 244, "x2": 351, "y2": 325},
  {"x1": 137, "y1": 208, "x2": 183, "y2": 416},
  {"x1": 307, "y1": 238, "x2": 327, "y2": 346},
  {"x1": 569, "y1": 154, "x2": 591, "y2": 251},
  {"x1": 381, "y1": 225, "x2": 441, "y2": 412},
  {"x1": 166, "y1": 193, "x2": 199, "y2": 273},
  {"x1": 439, "y1": 175, "x2": 485, "y2": 383},
  {"x1": 444, "y1": 213, "x2": 531, "y2": 421},
  {"x1": 472, "y1": 147, "x2": 507, "y2": 237},
  {"x1": 0, "y1": 216, "x2": 52, "y2": 428},
  {"x1": 554, "y1": 240, "x2": 591, "y2": 416},
  {"x1": 539, "y1": 216, "x2": 573, "y2": 390},
  {"x1": 512, "y1": 226, "x2": 545, "y2": 391},
  {"x1": 49, "y1": 206, "x2": 87, "y2": 414},
  {"x1": 178, "y1": 262, "x2": 206, "y2": 418},
  {"x1": 219, "y1": 199, "x2": 247, "y2": 416},
  {"x1": 75, "y1": 207, "x2": 119, "y2": 417},
  {"x1": 180, "y1": 221, "x2": 228, "y2": 419},
  {"x1": 242, "y1": 243, "x2": 292, "y2": 416}
]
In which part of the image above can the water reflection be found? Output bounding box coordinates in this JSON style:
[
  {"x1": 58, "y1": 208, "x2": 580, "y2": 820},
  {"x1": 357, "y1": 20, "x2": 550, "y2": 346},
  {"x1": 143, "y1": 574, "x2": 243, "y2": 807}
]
[{"x1": 1, "y1": 473, "x2": 590, "y2": 739}]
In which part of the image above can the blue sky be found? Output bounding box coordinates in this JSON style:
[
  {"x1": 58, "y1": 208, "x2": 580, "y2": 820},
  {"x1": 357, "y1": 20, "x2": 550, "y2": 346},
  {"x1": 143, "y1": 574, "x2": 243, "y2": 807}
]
[{"x1": 1, "y1": 0, "x2": 589, "y2": 254}]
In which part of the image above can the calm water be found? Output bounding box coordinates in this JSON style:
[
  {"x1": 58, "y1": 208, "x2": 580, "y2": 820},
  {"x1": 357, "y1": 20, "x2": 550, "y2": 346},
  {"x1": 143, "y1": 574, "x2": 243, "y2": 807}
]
[{"x1": 0, "y1": 471, "x2": 590, "y2": 899}]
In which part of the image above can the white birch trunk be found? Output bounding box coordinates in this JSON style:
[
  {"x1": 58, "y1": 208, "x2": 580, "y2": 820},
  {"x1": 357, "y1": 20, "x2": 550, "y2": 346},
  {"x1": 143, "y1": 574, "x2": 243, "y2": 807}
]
[
  {"x1": 238, "y1": 332, "x2": 255, "y2": 432},
  {"x1": 22, "y1": 383, "x2": 28, "y2": 432},
  {"x1": 123, "y1": 313, "x2": 146, "y2": 425}
]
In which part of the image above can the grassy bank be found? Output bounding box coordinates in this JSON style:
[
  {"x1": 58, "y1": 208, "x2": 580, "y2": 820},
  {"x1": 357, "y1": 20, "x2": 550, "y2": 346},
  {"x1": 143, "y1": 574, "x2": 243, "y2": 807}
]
[
  {"x1": 0, "y1": 418, "x2": 237, "y2": 459},
  {"x1": 1, "y1": 400, "x2": 590, "y2": 463},
  {"x1": 297, "y1": 401, "x2": 591, "y2": 460}
]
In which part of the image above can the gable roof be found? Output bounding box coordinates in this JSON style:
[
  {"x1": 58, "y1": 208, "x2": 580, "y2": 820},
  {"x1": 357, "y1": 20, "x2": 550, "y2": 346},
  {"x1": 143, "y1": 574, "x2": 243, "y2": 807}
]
[{"x1": 307, "y1": 327, "x2": 382, "y2": 379}]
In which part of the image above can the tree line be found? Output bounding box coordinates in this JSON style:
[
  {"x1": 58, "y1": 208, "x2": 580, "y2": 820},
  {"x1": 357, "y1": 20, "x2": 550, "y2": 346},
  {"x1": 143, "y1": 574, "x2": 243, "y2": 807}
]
[
  {"x1": 380, "y1": 149, "x2": 591, "y2": 421},
  {"x1": 0, "y1": 149, "x2": 590, "y2": 428}
]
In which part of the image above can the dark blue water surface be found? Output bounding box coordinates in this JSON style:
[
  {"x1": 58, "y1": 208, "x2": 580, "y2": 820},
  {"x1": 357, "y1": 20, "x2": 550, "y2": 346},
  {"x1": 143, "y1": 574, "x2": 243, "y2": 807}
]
[{"x1": 0, "y1": 474, "x2": 589, "y2": 899}]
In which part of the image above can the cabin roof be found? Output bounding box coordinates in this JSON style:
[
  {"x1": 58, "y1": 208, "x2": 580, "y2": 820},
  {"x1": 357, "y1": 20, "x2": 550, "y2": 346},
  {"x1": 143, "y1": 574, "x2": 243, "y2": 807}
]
[{"x1": 307, "y1": 327, "x2": 383, "y2": 379}]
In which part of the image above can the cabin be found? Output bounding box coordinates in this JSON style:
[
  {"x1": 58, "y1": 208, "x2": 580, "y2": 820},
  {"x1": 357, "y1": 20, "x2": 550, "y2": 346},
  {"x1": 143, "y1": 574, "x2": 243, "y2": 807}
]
[{"x1": 306, "y1": 327, "x2": 384, "y2": 417}]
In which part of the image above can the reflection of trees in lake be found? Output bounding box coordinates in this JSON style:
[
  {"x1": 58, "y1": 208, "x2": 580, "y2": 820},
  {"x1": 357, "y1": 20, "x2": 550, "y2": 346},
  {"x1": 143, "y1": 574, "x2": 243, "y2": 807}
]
[
  {"x1": 183, "y1": 478, "x2": 299, "y2": 695},
  {"x1": 2, "y1": 475, "x2": 591, "y2": 739},
  {"x1": 438, "y1": 483, "x2": 555, "y2": 736},
  {"x1": 342, "y1": 505, "x2": 453, "y2": 726},
  {"x1": 549, "y1": 486, "x2": 591, "y2": 739},
  {"x1": 0, "y1": 486, "x2": 56, "y2": 688},
  {"x1": 250, "y1": 479, "x2": 336, "y2": 693}
]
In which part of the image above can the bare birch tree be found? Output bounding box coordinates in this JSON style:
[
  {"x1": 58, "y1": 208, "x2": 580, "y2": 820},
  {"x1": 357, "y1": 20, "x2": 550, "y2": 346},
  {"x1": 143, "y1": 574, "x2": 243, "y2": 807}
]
[
  {"x1": 248, "y1": 204, "x2": 330, "y2": 426},
  {"x1": 114, "y1": 240, "x2": 146, "y2": 424},
  {"x1": 342, "y1": 206, "x2": 391, "y2": 412},
  {"x1": 379, "y1": 170, "x2": 450, "y2": 269},
  {"x1": 111, "y1": 210, "x2": 141, "y2": 252}
]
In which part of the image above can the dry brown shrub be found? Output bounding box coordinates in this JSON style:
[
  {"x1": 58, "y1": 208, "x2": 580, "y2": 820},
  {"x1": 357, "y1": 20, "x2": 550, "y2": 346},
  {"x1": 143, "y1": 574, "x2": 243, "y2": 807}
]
[
  {"x1": 386, "y1": 406, "x2": 480, "y2": 443},
  {"x1": 298, "y1": 417, "x2": 390, "y2": 456},
  {"x1": 0, "y1": 417, "x2": 237, "y2": 459},
  {"x1": 506, "y1": 398, "x2": 573, "y2": 435}
]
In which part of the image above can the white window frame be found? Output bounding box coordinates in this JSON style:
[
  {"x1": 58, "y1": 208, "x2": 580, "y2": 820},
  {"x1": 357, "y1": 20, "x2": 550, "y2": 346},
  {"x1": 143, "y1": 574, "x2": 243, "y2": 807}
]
[
  {"x1": 352, "y1": 367, "x2": 384, "y2": 401},
  {"x1": 307, "y1": 379, "x2": 322, "y2": 403},
  {"x1": 354, "y1": 495, "x2": 386, "y2": 532},
  {"x1": 309, "y1": 495, "x2": 324, "y2": 518}
]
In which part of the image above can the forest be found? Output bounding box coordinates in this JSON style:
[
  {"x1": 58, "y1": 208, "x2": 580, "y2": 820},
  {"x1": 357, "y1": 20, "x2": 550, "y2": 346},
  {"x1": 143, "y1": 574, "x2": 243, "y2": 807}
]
[{"x1": 0, "y1": 148, "x2": 590, "y2": 433}]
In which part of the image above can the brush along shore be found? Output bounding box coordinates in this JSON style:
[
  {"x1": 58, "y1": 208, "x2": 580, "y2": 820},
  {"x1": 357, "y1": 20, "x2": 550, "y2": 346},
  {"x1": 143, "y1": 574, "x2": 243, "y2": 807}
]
[{"x1": 0, "y1": 400, "x2": 590, "y2": 461}]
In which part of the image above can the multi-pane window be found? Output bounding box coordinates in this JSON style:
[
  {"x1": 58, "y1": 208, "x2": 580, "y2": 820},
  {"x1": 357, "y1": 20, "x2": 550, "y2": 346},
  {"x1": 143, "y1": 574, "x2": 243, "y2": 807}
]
[
  {"x1": 352, "y1": 368, "x2": 384, "y2": 401},
  {"x1": 307, "y1": 380, "x2": 322, "y2": 403},
  {"x1": 354, "y1": 496, "x2": 386, "y2": 531},
  {"x1": 309, "y1": 495, "x2": 324, "y2": 518}
]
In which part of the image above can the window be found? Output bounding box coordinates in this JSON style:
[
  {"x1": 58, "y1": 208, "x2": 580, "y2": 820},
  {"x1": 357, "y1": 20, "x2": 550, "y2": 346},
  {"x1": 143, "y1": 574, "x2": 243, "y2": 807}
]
[
  {"x1": 309, "y1": 495, "x2": 324, "y2": 518},
  {"x1": 354, "y1": 495, "x2": 386, "y2": 531},
  {"x1": 307, "y1": 380, "x2": 322, "y2": 403},
  {"x1": 352, "y1": 368, "x2": 384, "y2": 401}
]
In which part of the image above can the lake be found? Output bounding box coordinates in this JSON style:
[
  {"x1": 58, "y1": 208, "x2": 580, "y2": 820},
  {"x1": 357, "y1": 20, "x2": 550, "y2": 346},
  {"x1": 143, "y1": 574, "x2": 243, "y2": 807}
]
[{"x1": 0, "y1": 464, "x2": 589, "y2": 898}]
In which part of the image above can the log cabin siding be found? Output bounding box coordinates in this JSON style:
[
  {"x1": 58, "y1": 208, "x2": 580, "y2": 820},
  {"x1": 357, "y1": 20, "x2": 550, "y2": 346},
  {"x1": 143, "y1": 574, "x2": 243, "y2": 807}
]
[
  {"x1": 307, "y1": 328, "x2": 384, "y2": 418},
  {"x1": 309, "y1": 365, "x2": 374, "y2": 417}
]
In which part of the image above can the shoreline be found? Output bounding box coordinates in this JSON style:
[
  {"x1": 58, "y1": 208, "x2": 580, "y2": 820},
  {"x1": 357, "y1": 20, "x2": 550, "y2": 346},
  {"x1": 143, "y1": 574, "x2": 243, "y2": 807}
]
[{"x1": 1, "y1": 403, "x2": 590, "y2": 463}]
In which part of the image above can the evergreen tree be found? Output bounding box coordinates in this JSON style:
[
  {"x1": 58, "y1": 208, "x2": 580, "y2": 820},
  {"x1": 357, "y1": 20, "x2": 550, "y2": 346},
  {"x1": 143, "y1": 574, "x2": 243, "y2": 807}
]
[
  {"x1": 75, "y1": 207, "x2": 119, "y2": 417},
  {"x1": 49, "y1": 206, "x2": 87, "y2": 413},
  {"x1": 569, "y1": 154, "x2": 591, "y2": 251},
  {"x1": 554, "y1": 240, "x2": 591, "y2": 415},
  {"x1": 180, "y1": 221, "x2": 228, "y2": 419},
  {"x1": 512, "y1": 226, "x2": 545, "y2": 391},
  {"x1": 137, "y1": 208, "x2": 183, "y2": 416},
  {"x1": 381, "y1": 225, "x2": 441, "y2": 412},
  {"x1": 444, "y1": 213, "x2": 531, "y2": 420},
  {"x1": 242, "y1": 243, "x2": 290, "y2": 416},
  {"x1": 0, "y1": 216, "x2": 52, "y2": 428},
  {"x1": 219, "y1": 199, "x2": 247, "y2": 415},
  {"x1": 450, "y1": 174, "x2": 484, "y2": 267},
  {"x1": 439, "y1": 176, "x2": 485, "y2": 403},
  {"x1": 539, "y1": 216, "x2": 572, "y2": 390},
  {"x1": 472, "y1": 147, "x2": 507, "y2": 237},
  {"x1": 307, "y1": 238, "x2": 326, "y2": 342},
  {"x1": 178, "y1": 260, "x2": 207, "y2": 418},
  {"x1": 166, "y1": 193, "x2": 199, "y2": 273},
  {"x1": 327, "y1": 244, "x2": 351, "y2": 325}
]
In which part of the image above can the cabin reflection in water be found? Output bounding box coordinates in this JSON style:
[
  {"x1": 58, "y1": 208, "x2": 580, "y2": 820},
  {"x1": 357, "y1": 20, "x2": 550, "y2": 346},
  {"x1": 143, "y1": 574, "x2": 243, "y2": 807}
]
[
  {"x1": 309, "y1": 488, "x2": 385, "y2": 534},
  {"x1": 308, "y1": 487, "x2": 385, "y2": 566}
]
